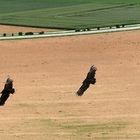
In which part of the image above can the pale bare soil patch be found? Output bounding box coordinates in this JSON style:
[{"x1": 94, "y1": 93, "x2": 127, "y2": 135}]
[{"x1": 0, "y1": 27, "x2": 140, "y2": 139}]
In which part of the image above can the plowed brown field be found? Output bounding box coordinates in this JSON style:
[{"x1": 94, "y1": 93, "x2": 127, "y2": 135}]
[{"x1": 0, "y1": 26, "x2": 140, "y2": 140}]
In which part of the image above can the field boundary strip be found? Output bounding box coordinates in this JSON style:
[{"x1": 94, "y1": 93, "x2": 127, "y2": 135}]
[{"x1": 0, "y1": 24, "x2": 140, "y2": 40}]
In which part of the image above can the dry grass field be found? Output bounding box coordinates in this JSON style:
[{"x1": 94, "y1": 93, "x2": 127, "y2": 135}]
[{"x1": 0, "y1": 26, "x2": 140, "y2": 140}]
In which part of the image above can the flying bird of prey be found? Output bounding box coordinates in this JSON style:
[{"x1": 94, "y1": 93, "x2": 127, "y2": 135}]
[
  {"x1": 76, "y1": 65, "x2": 97, "y2": 96},
  {"x1": 0, "y1": 77, "x2": 15, "y2": 106}
]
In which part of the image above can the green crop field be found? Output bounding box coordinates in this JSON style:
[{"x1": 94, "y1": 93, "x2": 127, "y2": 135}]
[{"x1": 0, "y1": 0, "x2": 140, "y2": 29}]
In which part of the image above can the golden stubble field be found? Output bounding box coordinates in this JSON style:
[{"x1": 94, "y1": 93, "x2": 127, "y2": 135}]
[{"x1": 0, "y1": 26, "x2": 140, "y2": 140}]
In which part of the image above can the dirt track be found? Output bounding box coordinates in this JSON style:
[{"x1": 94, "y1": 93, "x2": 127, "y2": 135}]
[{"x1": 0, "y1": 26, "x2": 140, "y2": 139}]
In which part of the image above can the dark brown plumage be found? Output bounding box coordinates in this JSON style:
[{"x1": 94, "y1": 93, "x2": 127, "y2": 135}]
[
  {"x1": 76, "y1": 65, "x2": 97, "y2": 96},
  {"x1": 0, "y1": 77, "x2": 15, "y2": 106}
]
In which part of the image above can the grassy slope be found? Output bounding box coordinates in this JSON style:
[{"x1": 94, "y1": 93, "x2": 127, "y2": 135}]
[{"x1": 0, "y1": 0, "x2": 140, "y2": 29}]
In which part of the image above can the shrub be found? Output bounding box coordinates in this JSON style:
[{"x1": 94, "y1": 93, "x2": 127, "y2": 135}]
[
  {"x1": 116, "y1": 25, "x2": 120, "y2": 28},
  {"x1": 18, "y1": 32, "x2": 23, "y2": 36},
  {"x1": 25, "y1": 32, "x2": 34, "y2": 35},
  {"x1": 75, "y1": 29, "x2": 81, "y2": 32},
  {"x1": 82, "y1": 28, "x2": 86, "y2": 31},
  {"x1": 3, "y1": 33, "x2": 6, "y2": 37},
  {"x1": 39, "y1": 31, "x2": 44, "y2": 35}
]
